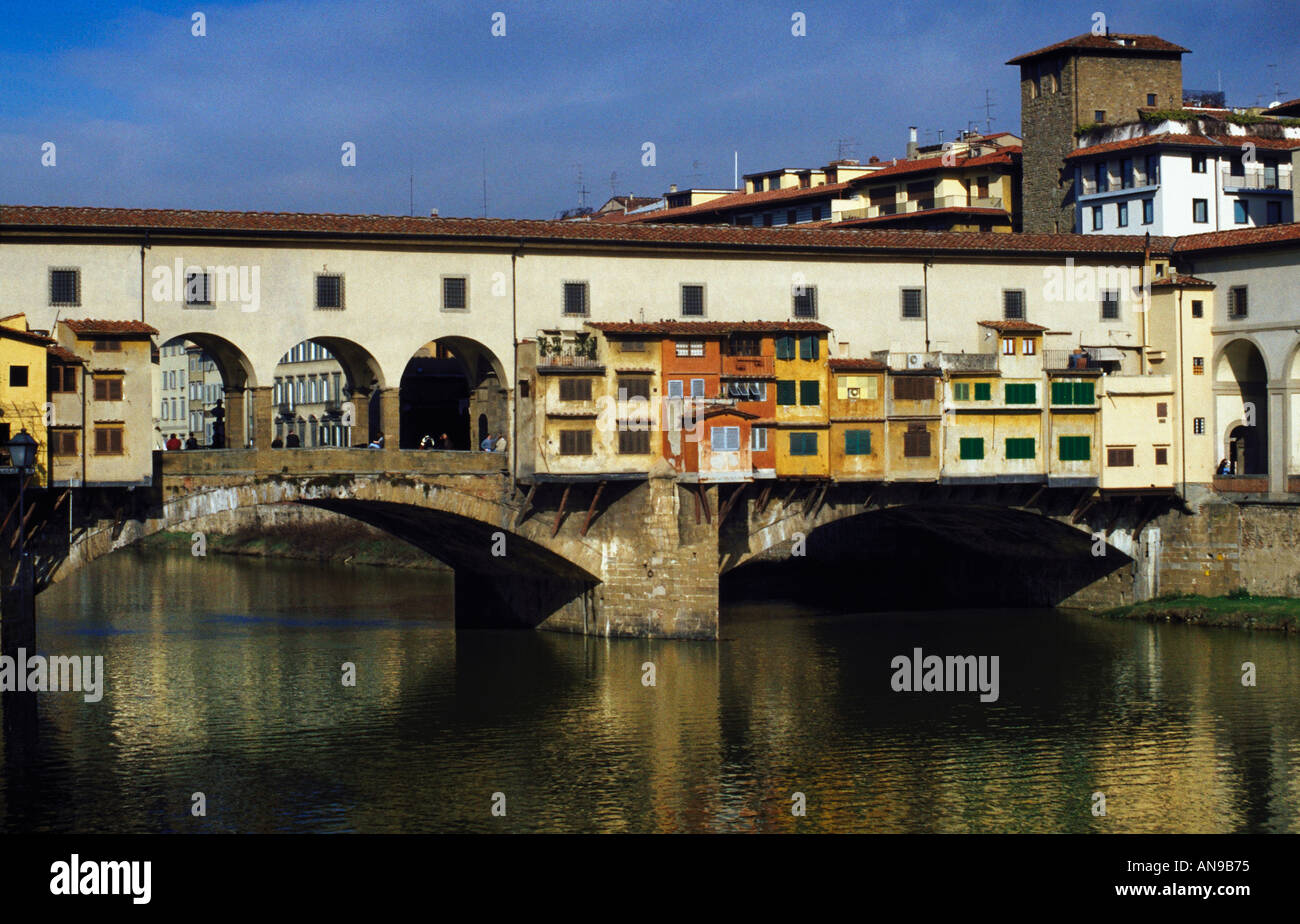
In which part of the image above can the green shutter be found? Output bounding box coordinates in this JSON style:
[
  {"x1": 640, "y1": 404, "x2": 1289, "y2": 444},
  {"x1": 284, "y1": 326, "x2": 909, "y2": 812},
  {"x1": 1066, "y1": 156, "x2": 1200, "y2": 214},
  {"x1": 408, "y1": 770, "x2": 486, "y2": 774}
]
[
  {"x1": 1005, "y1": 437, "x2": 1036, "y2": 460},
  {"x1": 789, "y1": 432, "x2": 818, "y2": 456},
  {"x1": 845, "y1": 430, "x2": 871, "y2": 455},
  {"x1": 959, "y1": 437, "x2": 985, "y2": 460},
  {"x1": 1059, "y1": 435, "x2": 1090, "y2": 461},
  {"x1": 799, "y1": 380, "x2": 820, "y2": 405},
  {"x1": 974, "y1": 382, "x2": 991, "y2": 401},
  {"x1": 1074, "y1": 381, "x2": 1094, "y2": 404},
  {"x1": 776, "y1": 336, "x2": 795, "y2": 360},
  {"x1": 1005, "y1": 383, "x2": 1036, "y2": 404},
  {"x1": 776, "y1": 380, "x2": 796, "y2": 405},
  {"x1": 953, "y1": 382, "x2": 970, "y2": 401},
  {"x1": 798, "y1": 336, "x2": 819, "y2": 360},
  {"x1": 1051, "y1": 381, "x2": 1073, "y2": 405}
]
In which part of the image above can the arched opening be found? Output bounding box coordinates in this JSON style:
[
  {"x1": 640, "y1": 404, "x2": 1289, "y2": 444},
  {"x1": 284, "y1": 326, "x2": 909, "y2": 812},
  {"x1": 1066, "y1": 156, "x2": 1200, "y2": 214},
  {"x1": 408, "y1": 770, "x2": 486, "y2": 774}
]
[
  {"x1": 399, "y1": 337, "x2": 508, "y2": 450},
  {"x1": 271, "y1": 338, "x2": 384, "y2": 447},
  {"x1": 156, "y1": 333, "x2": 255, "y2": 448},
  {"x1": 1216, "y1": 339, "x2": 1269, "y2": 476}
]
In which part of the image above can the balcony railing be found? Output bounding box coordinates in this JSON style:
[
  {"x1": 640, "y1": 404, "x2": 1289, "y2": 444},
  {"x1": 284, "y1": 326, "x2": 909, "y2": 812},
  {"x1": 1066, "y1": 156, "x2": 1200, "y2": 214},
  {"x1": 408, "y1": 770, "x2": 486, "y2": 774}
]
[
  {"x1": 1221, "y1": 168, "x2": 1291, "y2": 191},
  {"x1": 537, "y1": 353, "x2": 603, "y2": 369},
  {"x1": 836, "y1": 196, "x2": 1004, "y2": 222},
  {"x1": 1079, "y1": 176, "x2": 1153, "y2": 196}
]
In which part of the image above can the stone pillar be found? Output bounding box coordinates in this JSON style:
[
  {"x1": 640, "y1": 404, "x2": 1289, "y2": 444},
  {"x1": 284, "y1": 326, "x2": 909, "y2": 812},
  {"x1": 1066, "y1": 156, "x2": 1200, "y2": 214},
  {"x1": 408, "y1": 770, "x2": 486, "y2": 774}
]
[
  {"x1": 377, "y1": 388, "x2": 401, "y2": 448},
  {"x1": 1269, "y1": 385, "x2": 1286, "y2": 495},
  {"x1": 223, "y1": 387, "x2": 246, "y2": 449},
  {"x1": 249, "y1": 386, "x2": 274, "y2": 451},
  {"x1": 348, "y1": 386, "x2": 371, "y2": 447}
]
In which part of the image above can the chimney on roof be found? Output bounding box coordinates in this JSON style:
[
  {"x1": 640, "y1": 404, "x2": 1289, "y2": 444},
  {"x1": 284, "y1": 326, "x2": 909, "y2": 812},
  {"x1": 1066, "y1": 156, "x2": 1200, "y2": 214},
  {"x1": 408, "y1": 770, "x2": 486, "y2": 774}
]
[
  {"x1": 669, "y1": 184, "x2": 678, "y2": 193},
  {"x1": 429, "y1": 208, "x2": 439, "y2": 218},
  {"x1": 907, "y1": 126, "x2": 919, "y2": 160}
]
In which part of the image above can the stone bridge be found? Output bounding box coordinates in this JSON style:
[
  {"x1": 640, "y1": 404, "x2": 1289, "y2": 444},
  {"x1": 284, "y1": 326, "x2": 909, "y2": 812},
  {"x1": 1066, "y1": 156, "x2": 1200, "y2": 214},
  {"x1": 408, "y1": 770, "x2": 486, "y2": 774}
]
[{"x1": 33, "y1": 448, "x2": 1219, "y2": 639}]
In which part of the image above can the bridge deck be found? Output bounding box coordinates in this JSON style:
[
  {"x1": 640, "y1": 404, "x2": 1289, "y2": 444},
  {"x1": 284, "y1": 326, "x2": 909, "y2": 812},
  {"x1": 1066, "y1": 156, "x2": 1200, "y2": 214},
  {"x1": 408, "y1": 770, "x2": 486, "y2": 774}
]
[{"x1": 160, "y1": 447, "x2": 508, "y2": 477}]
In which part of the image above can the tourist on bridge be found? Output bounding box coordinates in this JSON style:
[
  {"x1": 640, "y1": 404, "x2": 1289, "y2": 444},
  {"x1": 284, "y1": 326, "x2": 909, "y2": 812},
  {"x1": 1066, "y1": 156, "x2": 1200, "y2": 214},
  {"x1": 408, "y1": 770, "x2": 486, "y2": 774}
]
[
  {"x1": 271, "y1": 437, "x2": 284, "y2": 449},
  {"x1": 286, "y1": 432, "x2": 301, "y2": 448},
  {"x1": 419, "y1": 434, "x2": 435, "y2": 450},
  {"x1": 185, "y1": 435, "x2": 199, "y2": 450},
  {"x1": 480, "y1": 432, "x2": 494, "y2": 451},
  {"x1": 165, "y1": 433, "x2": 181, "y2": 451},
  {"x1": 369, "y1": 432, "x2": 385, "y2": 449},
  {"x1": 494, "y1": 433, "x2": 507, "y2": 453},
  {"x1": 438, "y1": 433, "x2": 451, "y2": 449}
]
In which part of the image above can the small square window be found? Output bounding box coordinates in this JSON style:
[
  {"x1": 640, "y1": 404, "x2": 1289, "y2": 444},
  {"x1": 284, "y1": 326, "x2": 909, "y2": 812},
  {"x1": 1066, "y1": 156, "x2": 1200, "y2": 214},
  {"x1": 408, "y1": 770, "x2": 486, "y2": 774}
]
[
  {"x1": 1234, "y1": 200, "x2": 1249, "y2": 225},
  {"x1": 9, "y1": 365, "x2": 29, "y2": 388},
  {"x1": 442, "y1": 276, "x2": 468, "y2": 310},
  {"x1": 1002, "y1": 337, "x2": 1016, "y2": 355},
  {"x1": 1101, "y1": 289, "x2": 1120, "y2": 321},
  {"x1": 1147, "y1": 94, "x2": 1156, "y2": 106},
  {"x1": 1155, "y1": 447, "x2": 1168, "y2": 465},
  {"x1": 1003, "y1": 290, "x2": 1026, "y2": 320},
  {"x1": 1228, "y1": 287, "x2": 1248, "y2": 319},
  {"x1": 1193, "y1": 417, "x2": 1205, "y2": 435},
  {"x1": 792, "y1": 285, "x2": 818, "y2": 318},
  {"x1": 316, "y1": 274, "x2": 344, "y2": 309},
  {"x1": 1094, "y1": 110, "x2": 1106, "y2": 123},
  {"x1": 1192, "y1": 357, "x2": 1204, "y2": 375},
  {"x1": 900, "y1": 287, "x2": 923, "y2": 319},
  {"x1": 185, "y1": 272, "x2": 212, "y2": 305},
  {"x1": 563, "y1": 282, "x2": 589, "y2": 316},
  {"x1": 1092, "y1": 206, "x2": 1103, "y2": 231},
  {"x1": 1191, "y1": 300, "x2": 1204, "y2": 318},
  {"x1": 681, "y1": 284, "x2": 705, "y2": 317},
  {"x1": 1192, "y1": 155, "x2": 1207, "y2": 174},
  {"x1": 50, "y1": 268, "x2": 80, "y2": 306},
  {"x1": 1116, "y1": 201, "x2": 1128, "y2": 227},
  {"x1": 1192, "y1": 198, "x2": 1208, "y2": 223}
]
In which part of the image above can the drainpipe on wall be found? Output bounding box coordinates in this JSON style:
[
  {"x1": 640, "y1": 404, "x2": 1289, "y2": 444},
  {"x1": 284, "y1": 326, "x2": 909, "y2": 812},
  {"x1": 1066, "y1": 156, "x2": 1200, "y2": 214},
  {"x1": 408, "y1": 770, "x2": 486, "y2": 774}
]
[
  {"x1": 139, "y1": 232, "x2": 150, "y2": 322},
  {"x1": 510, "y1": 240, "x2": 524, "y2": 492},
  {"x1": 922, "y1": 254, "x2": 933, "y2": 352}
]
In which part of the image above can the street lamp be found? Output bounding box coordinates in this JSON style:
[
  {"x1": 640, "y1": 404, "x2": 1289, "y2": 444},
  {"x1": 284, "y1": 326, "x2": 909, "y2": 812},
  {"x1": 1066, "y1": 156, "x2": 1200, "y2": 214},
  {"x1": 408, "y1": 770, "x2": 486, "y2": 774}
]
[{"x1": 5, "y1": 429, "x2": 38, "y2": 657}]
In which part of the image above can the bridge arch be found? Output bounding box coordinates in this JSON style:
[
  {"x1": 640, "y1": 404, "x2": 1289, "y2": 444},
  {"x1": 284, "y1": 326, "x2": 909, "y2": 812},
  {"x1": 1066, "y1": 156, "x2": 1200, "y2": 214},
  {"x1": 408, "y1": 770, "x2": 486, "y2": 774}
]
[
  {"x1": 158, "y1": 333, "x2": 257, "y2": 447},
  {"x1": 1215, "y1": 338, "x2": 1270, "y2": 475},
  {"x1": 398, "y1": 336, "x2": 509, "y2": 450}
]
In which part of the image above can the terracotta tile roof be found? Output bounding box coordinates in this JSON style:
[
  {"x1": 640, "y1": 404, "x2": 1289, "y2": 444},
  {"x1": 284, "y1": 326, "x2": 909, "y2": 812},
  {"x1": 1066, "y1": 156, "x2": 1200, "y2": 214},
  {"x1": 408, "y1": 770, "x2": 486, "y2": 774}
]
[
  {"x1": 62, "y1": 319, "x2": 159, "y2": 336},
  {"x1": 1066, "y1": 133, "x2": 1300, "y2": 160},
  {"x1": 829, "y1": 358, "x2": 887, "y2": 371},
  {"x1": 1, "y1": 205, "x2": 1169, "y2": 256},
  {"x1": 1269, "y1": 98, "x2": 1300, "y2": 117},
  {"x1": 1006, "y1": 33, "x2": 1189, "y2": 65},
  {"x1": 1173, "y1": 222, "x2": 1300, "y2": 253},
  {"x1": 1150, "y1": 273, "x2": 1215, "y2": 288},
  {"x1": 979, "y1": 320, "x2": 1049, "y2": 332},
  {"x1": 0, "y1": 327, "x2": 54, "y2": 346},
  {"x1": 613, "y1": 181, "x2": 856, "y2": 223},
  {"x1": 844, "y1": 147, "x2": 1020, "y2": 183},
  {"x1": 587, "y1": 320, "x2": 831, "y2": 335},
  {"x1": 46, "y1": 345, "x2": 85, "y2": 364}
]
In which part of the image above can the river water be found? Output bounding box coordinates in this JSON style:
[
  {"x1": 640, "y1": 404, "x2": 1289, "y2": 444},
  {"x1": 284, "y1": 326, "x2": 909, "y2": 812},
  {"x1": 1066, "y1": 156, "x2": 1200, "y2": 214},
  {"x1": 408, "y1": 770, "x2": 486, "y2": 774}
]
[{"x1": 2, "y1": 549, "x2": 1297, "y2": 833}]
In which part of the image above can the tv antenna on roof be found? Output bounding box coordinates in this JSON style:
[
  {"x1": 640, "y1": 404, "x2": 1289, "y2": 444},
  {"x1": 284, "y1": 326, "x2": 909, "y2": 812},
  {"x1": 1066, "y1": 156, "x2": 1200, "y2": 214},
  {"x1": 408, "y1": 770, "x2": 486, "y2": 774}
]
[
  {"x1": 982, "y1": 89, "x2": 996, "y2": 133},
  {"x1": 574, "y1": 163, "x2": 590, "y2": 209},
  {"x1": 609, "y1": 171, "x2": 619, "y2": 197},
  {"x1": 833, "y1": 138, "x2": 859, "y2": 161}
]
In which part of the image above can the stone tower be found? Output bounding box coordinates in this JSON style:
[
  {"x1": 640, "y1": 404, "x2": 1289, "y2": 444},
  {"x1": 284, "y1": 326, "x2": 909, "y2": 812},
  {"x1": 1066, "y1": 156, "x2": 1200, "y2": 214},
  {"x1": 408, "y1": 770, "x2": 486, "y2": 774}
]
[{"x1": 1008, "y1": 33, "x2": 1188, "y2": 233}]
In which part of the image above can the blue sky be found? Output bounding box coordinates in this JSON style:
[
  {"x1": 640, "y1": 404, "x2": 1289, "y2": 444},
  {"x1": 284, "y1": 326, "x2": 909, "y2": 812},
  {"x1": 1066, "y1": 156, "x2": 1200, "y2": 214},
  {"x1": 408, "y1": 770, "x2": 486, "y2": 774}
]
[{"x1": 1, "y1": 0, "x2": 1296, "y2": 219}]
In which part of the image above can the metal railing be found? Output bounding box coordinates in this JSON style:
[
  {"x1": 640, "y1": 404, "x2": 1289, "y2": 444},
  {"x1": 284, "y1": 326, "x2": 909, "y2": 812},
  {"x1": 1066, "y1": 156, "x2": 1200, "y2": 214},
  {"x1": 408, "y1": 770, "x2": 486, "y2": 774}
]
[
  {"x1": 537, "y1": 353, "x2": 603, "y2": 368},
  {"x1": 1220, "y1": 168, "x2": 1291, "y2": 191}
]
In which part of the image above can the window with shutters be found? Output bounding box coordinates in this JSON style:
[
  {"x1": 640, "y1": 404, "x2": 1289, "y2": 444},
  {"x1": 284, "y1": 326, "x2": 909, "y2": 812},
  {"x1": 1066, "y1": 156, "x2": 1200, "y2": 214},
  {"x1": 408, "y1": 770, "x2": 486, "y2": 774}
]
[
  {"x1": 94, "y1": 426, "x2": 124, "y2": 455},
  {"x1": 798, "y1": 336, "x2": 819, "y2": 361},
  {"x1": 93, "y1": 339, "x2": 121, "y2": 352},
  {"x1": 52, "y1": 430, "x2": 78, "y2": 456},
  {"x1": 952, "y1": 382, "x2": 971, "y2": 401},
  {"x1": 751, "y1": 428, "x2": 768, "y2": 451},
  {"x1": 681, "y1": 284, "x2": 705, "y2": 317},
  {"x1": 775, "y1": 336, "x2": 796, "y2": 360},
  {"x1": 1002, "y1": 289, "x2": 1026, "y2": 320},
  {"x1": 442, "y1": 276, "x2": 468, "y2": 310},
  {"x1": 1004, "y1": 383, "x2": 1036, "y2": 404},
  {"x1": 618, "y1": 430, "x2": 651, "y2": 455},
  {"x1": 792, "y1": 285, "x2": 817, "y2": 318},
  {"x1": 1005, "y1": 438, "x2": 1035, "y2": 460},
  {"x1": 316, "y1": 274, "x2": 344, "y2": 309},
  {"x1": 559, "y1": 430, "x2": 592, "y2": 455},
  {"x1": 799, "y1": 380, "x2": 819, "y2": 406},
  {"x1": 893, "y1": 377, "x2": 934, "y2": 401},
  {"x1": 558, "y1": 378, "x2": 593, "y2": 401},
  {"x1": 974, "y1": 382, "x2": 991, "y2": 401},
  {"x1": 1155, "y1": 447, "x2": 1169, "y2": 465},
  {"x1": 1058, "y1": 435, "x2": 1090, "y2": 461},
  {"x1": 93, "y1": 376, "x2": 124, "y2": 401},
  {"x1": 959, "y1": 437, "x2": 984, "y2": 460},
  {"x1": 711, "y1": 426, "x2": 740, "y2": 452},
  {"x1": 1107, "y1": 447, "x2": 1135, "y2": 467},
  {"x1": 1051, "y1": 380, "x2": 1094, "y2": 405},
  {"x1": 900, "y1": 287, "x2": 924, "y2": 319},
  {"x1": 563, "y1": 281, "x2": 589, "y2": 316},
  {"x1": 618, "y1": 377, "x2": 651, "y2": 401},
  {"x1": 902, "y1": 423, "x2": 931, "y2": 458},
  {"x1": 51, "y1": 365, "x2": 78, "y2": 393},
  {"x1": 788, "y1": 432, "x2": 818, "y2": 456},
  {"x1": 845, "y1": 430, "x2": 871, "y2": 455},
  {"x1": 776, "y1": 380, "x2": 797, "y2": 405},
  {"x1": 620, "y1": 340, "x2": 645, "y2": 353}
]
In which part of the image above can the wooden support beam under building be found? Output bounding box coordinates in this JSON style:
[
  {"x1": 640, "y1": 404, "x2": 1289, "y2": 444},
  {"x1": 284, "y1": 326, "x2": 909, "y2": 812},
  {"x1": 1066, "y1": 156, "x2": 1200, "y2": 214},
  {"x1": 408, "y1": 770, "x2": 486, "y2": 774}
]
[
  {"x1": 1070, "y1": 489, "x2": 1100, "y2": 525},
  {"x1": 1022, "y1": 484, "x2": 1046, "y2": 510},
  {"x1": 551, "y1": 485, "x2": 571, "y2": 537},
  {"x1": 580, "y1": 481, "x2": 607, "y2": 537},
  {"x1": 756, "y1": 482, "x2": 773, "y2": 514},
  {"x1": 808, "y1": 483, "x2": 829, "y2": 519},
  {"x1": 718, "y1": 483, "x2": 747, "y2": 526},
  {"x1": 9, "y1": 503, "x2": 38, "y2": 551},
  {"x1": 697, "y1": 483, "x2": 712, "y2": 525},
  {"x1": 512, "y1": 482, "x2": 537, "y2": 529}
]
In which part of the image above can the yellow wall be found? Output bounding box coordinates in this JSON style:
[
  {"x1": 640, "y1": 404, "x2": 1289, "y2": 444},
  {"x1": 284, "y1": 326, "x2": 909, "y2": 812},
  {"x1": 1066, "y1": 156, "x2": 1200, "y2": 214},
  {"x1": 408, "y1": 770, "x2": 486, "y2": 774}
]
[{"x1": 0, "y1": 329, "x2": 50, "y2": 486}]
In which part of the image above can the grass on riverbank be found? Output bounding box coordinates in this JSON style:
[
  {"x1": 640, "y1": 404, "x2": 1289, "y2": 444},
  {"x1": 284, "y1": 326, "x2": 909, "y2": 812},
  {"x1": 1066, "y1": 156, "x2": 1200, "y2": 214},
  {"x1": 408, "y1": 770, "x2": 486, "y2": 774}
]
[{"x1": 1100, "y1": 590, "x2": 1300, "y2": 633}]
